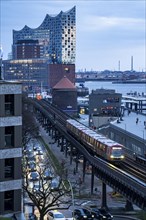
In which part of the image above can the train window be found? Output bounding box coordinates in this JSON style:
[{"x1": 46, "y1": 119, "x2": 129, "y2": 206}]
[
  {"x1": 99, "y1": 143, "x2": 102, "y2": 149},
  {"x1": 82, "y1": 133, "x2": 85, "y2": 140},
  {"x1": 99, "y1": 143, "x2": 106, "y2": 151},
  {"x1": 90, "y1": 137, "x2": 94, "y2": 145},
  {"x1": 103, "y1": 145, "x2": 106, "y2": 151},
  {"x1": 85, "y1": 134, "x2": 89, "y2": 142},
  {"x1": 97, "y1": 141, "x2": 100, "y2": 148}
]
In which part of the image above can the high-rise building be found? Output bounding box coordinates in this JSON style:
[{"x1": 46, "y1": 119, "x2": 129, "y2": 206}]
[
  {"x1": 12, "y1": 6, "x2": 76, "y2": 65},
  {"x1": 3, "y1": 6, "x2": 76, "y2": 91},
  {"x1": 0, "y1": 80, "x2": 23, "y2": 217}
]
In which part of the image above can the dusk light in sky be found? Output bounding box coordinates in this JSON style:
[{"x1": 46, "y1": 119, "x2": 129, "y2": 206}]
[{"x1": 1, "y1": 0, "x2": 145, "y2": 71}]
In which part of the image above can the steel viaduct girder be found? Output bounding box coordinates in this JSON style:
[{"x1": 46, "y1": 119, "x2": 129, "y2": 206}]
[{"x1": 30, "y1": 100, "x2": 146, "y2": 210}]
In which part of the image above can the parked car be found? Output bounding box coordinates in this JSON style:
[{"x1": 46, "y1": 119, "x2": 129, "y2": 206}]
[
  {"x1": 47, "y1": 210, "x2": 66, "y2": 220},
  {"x1": 81, "y1": 203, "x2": 113, "y2": 220},
  {"x1": 73, "y1": 208, "x2": 94, "y2": 220},
  {"x1": 50, "y1": 176, "x2": 60, "y2": 190},
  {"x1": 28, "y1": 161, "x2": 36, "y2": 172},
  {"x1": 28, "y1": 171, "x2": 39, "y2": 181},
  {"x1": 88, "y1": 207, "x2": 113, "y2": 220},
  {"x1": 43, "y1": 169, "x2": 53, "y2": 180},
  {"x1": 98, "y1": 208, "x2": 113, "y2": 220},
  {"x1": 36, "y1": 149, "x2": 43, "y2": 155},
  {"x1": 33, "y1": 184, "x2": 42, "y2": 192}
]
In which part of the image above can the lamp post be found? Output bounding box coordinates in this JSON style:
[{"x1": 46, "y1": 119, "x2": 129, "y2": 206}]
[{"x1": 67, "y1": 180, "x2": 75, "y2": 220}]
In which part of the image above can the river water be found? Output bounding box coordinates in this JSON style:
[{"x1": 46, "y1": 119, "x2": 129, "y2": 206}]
[{"x1": 76, "y1": 81, "x2": 146, "y2": 96}]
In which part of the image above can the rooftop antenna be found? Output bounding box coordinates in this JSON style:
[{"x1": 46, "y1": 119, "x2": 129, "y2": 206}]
[{"x1": 0, "y1": 46, "x2": 4, "y2": 80}]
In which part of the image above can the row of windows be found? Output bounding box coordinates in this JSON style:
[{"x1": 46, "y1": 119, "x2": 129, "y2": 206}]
[
  {"x1": 103, "y1": 98, "x2": 120, "y2": 103},
  {"x1": 5, "y1": 95, "x2": 14, "y2": 116},
  {"x1": 4, "y1": 190, "x2": 14, "y2": 211},
  {"x1": 5, "y1": 158, "x2": 14, "y2": 178},
  {"x1": 5, "y1": 126, "x2": 14, "y2": 147},
  {"x1": 68, "y1": 124, "x2": 107, "y2": 152}
]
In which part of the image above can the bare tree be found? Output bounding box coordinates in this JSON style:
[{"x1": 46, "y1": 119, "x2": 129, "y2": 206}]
[
  {"x1": 22, "y1": 96, "x2": 39, "y2": 148},
  {"x1": 23, "y1": 155, "x2": 72, "y2": 220},
  {"x1": 22, "y1": 96, "x2": 73, "y2": 219}
]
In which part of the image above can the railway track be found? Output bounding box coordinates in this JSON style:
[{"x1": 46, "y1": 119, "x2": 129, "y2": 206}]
[
  {"x1": 31, "y1": 98, "x2": 146, "y2": 184},
  {"x1": 120, "y1": 161, "x2": 146, "y2": 183}
]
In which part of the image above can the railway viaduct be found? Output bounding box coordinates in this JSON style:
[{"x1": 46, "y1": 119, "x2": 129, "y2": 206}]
[{"x1": 25, "y1": 97, "x2": 146, "y2": 211}]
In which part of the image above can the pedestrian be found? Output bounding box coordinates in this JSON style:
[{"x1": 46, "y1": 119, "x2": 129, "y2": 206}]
[
  {"x1": 128, "y1": 110, "x2": 131, "y2": 115},
  {"x1": 136, "y1": 118, "x2": 139, "y2": 124},
  {"x1": 144, "y1": 121, "x2": 146, "y2": 129}
]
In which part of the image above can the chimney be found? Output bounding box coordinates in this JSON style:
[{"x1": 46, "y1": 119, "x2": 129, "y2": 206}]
[{"x1": 0, "y1": 46, "x2": 4, "y2": 80}]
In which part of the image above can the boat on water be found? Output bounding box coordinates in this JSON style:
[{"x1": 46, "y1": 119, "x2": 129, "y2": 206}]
[{"x1": 76, "y1": 83, "x2": 89, "y2": 97}]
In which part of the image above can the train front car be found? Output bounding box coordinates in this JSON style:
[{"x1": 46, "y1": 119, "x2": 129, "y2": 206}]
[{"x1": 107, "y1": 143, "x2": 125, "y2": 163}]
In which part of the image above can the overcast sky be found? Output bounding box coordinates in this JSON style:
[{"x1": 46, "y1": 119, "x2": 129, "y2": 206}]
[{"x1": 1, "y1": 0, "x2": 145, "y2": 71}]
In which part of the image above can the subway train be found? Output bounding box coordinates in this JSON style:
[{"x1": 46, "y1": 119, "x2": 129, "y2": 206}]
[{"x1": 66, "y1": 119, "x2": 125, "y2": 163}]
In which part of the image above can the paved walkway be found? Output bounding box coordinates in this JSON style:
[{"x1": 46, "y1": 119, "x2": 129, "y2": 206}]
[
  {"x1": 24, "y1": 123, "x2": 141, "y2": 219},
  {"x1": 39, "y1": 125, "x2": 136, "y2": 210}
]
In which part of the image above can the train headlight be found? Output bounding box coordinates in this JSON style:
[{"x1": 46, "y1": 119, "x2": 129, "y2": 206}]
[
  {"x1": 110, "y1": 155, "x2": 114, "y2": 158},
  {"x1": 121, "y1": 155, "x2": 125, "y2": 159}
]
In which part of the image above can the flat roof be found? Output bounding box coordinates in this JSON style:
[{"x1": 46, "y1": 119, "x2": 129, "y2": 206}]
[
  {"x1": 111, "y1": 111, "x2": 146, "y2": 140},
  {"x1": 0, "y1": 80, "x2": 21, "y2": 84}
]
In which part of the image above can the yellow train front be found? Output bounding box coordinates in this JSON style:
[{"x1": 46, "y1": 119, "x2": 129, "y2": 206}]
[{"x1": 66, "y1": 119, "x2": 125, "y2": 164}]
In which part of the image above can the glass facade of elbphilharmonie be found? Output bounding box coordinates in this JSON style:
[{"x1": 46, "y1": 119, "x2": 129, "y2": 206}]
[{"x1": 12, "y1": 6, "x2": 76, "y2": 65}]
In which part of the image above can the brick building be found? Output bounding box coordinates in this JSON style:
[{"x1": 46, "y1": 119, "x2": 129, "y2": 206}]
[{"x1": 52, "y1": 76, "x2": 77, "y2": 115}]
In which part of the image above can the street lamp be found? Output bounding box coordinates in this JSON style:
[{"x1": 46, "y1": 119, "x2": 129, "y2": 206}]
[{"x1": 67, "y1": 180, "x2": 75, "y2": 220}]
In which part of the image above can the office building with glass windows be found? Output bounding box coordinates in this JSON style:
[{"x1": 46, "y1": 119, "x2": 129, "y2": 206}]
[{"x1": 3, "y1": 7, "x2": 76, "y2": 92}]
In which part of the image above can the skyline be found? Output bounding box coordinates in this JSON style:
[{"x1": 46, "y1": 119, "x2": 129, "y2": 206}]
[{"x1": 1, "y1": 0, "x2": 146, "y2": 71}]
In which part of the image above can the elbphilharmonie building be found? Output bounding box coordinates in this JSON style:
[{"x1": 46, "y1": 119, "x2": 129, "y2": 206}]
[{"x1": 12, "y1": 6, "x2": 76, "y2": 64}]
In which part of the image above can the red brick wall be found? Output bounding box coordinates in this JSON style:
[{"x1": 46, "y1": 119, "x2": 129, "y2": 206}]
[{"x1": 48, "y1": 64, "x2": 75, "y2": 89}]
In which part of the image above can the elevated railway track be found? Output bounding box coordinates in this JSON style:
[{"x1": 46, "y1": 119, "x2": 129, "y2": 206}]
[{"x1": 26, "y1": 98, "x2": 146, "y2": 210}]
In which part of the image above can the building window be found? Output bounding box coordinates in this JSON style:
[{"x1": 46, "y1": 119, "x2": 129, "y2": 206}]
[
  {"x1": 4, "y1": 190, "x2": 14, "y2": 211},
  {"x1": 5, "y1": 94, "x2": 14, "y2": 116},
  {"x1": 64, "y1": 67, "x2": 70, "y2": 73},
  {"x1": 5, "y1": 126, "x2": 14, "y2": 147},
  {"x1": 5, "y1": 158, "x2": 14, "y2": 178}
]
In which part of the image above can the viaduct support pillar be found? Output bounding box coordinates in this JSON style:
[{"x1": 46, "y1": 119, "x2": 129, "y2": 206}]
[
  {"x1": 101, "y1": 182, "x2": 108, "y2": 210},
  {"x1": 83, "y1": 158, "x2": 86, "y2": 182},
  {"x1": 91, "y1": 166, "x2": 94, "y2": 194},
  {"x1": 125, "y1": 200, "x2": 133, "y2": 211}
]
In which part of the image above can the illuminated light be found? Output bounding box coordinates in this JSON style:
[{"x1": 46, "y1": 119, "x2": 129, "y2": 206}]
[
  {"x1": 110, "y1": 155, "x2": 114, "y2": 158},
  {"x1": 121, "y1": 155, "x2": 125, "y2": 159},
  {"x1": 112, "y1": 147, "x2": 122, "y2": 149},
  {"x1": 36, "y1": 94, "x2": 42, "y2": 100}
]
